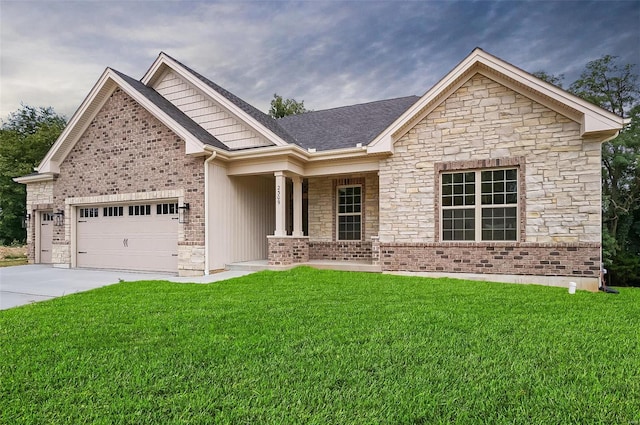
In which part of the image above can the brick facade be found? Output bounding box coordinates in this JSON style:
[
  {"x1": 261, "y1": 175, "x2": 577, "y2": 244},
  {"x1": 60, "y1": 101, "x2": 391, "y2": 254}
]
[
  {"x1": 47, "y1": 88, "x2": 206, "y2": 274},
  {"x1": 268, "y1": 236, "x2": 309, "y2": 266},
  {"x1": 379, "y1": 243, "x2": 600, "y2": 277},
  {"x1": 309, "y1": 241, "x2": 373, "y2": 261}
]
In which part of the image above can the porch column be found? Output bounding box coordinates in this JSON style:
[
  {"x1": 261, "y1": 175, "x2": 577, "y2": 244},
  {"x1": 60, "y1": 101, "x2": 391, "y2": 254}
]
[
  {"x1": 292, "y1": 175, "x2": 303, "y2": 237},
  {"x1": 274, "y1": 171, "x2": 287, "y2": 236}
]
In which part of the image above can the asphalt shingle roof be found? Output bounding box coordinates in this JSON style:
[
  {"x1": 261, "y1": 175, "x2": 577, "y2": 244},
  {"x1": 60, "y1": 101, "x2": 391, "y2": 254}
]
[
  {"x1": 112, "y1": 69, "x2": 229, "y2": 151},
  {"x1": 277, "y1": 96, "x2": 420, "y2": 151}
]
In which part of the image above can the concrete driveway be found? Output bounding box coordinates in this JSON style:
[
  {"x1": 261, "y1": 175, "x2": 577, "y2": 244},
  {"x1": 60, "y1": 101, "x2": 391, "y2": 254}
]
[{"x1": 0, "y1": 265, "x2": 255, "y2": 310}]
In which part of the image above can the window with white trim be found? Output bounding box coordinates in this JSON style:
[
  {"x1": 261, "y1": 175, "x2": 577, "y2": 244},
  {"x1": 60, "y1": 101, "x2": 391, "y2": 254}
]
[
  {"x1": 337, "y1": 185, "x2": 362, "y2": 241},
  {"x1": 441, "y1": 168, "x2": 518, "y2": 241}
]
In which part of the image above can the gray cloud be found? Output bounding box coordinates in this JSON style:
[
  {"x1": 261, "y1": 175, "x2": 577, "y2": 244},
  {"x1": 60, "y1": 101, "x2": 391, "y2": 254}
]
[{"x1": 1, "y1": 0, "x2": 638, "y2": 119}]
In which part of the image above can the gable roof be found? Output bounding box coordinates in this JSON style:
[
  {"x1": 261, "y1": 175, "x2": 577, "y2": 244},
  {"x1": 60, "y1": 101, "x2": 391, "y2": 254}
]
[
  {"x1": 278, "y1": 96, "x2": 419, "y2": 151},
  {"x1": 112, "y1": 70, "x2": 228, "y2": 151},
  {"x1": 37, "y1": 68, "x2": 228, "y2": 174},
  {"x1": 368, "y1": 48, "x2": 629, "y2": 154},
  {"x1": 165, "y1": 55, "x2": 298, "y2": 146},
  {"x1": 141, "y1": 52, "x2": 295, "y2": 148}
]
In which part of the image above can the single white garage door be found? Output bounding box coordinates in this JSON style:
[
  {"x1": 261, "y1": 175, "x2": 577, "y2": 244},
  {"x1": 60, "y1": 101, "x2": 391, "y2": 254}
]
[{"x1": 76, "y1": 202, "x2": 178, "y2": 272}]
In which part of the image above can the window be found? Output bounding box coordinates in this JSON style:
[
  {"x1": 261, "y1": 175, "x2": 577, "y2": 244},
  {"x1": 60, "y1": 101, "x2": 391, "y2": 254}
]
[
  {"x1": 157, "y1": 203, "x2": 178, "y2": 215},
  {"x1": 103, "y1": 206, "x2": 124, "y2": 217},
  {"x1": 128, "y1": 205, "x2": 151, "y2": 216},
  {"x1": 79, "y1": 207, "x2": 99, "y2": 218},
  {"x1": 337, "y1": 185, "x2": 362, "y2": 240},
  {"x1": 441, "y1": 168, "x2": 518, "y2": 241},
  {"x1": 42, "y1": 212, "x2": 54, "y2": 222}
]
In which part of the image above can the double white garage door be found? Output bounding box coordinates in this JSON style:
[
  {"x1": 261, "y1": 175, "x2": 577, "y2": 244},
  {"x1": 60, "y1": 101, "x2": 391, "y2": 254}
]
[{"x1": 76, "y1": 202, "x2": 178, "y2": 273}]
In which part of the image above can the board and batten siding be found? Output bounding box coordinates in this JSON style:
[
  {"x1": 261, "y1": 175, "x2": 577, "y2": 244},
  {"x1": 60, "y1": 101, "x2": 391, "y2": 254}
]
[
  {"x1": 208, "y1": 162, "x2": 275, "y2": 270},
  {"x1": 153, "y1": 70, "x2": 273, "y2": 150}
]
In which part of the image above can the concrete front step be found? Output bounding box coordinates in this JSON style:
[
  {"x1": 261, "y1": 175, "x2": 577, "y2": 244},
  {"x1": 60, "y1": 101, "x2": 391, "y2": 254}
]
[{"x1": 226, "y1": 260, "x2": 381, "y2": 273}]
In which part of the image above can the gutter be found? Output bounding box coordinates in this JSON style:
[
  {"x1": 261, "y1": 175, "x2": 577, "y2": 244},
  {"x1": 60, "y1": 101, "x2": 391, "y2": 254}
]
[{"x1": 203, "y1": 149, "x2": 217, "y2": 275}]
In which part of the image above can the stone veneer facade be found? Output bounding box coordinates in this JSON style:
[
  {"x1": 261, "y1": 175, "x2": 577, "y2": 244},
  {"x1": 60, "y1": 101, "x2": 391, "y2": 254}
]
[
  {"x1": 378, "y1": 74, "x2": 602, "y2": 289},
  {"x1": 307, "y1": 173, "x2": 379, "y2": 261},
  {"x1": 40, "y1": 88, "x2": 206, "y2": 276}
]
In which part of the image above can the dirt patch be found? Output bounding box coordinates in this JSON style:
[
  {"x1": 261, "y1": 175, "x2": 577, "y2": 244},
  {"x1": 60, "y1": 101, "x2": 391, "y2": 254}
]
[{"x1": 0, "y1": 245, "x2": 27, "y2": 260}]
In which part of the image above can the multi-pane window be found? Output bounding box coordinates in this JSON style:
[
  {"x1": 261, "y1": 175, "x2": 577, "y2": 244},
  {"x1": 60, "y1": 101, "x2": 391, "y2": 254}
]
[
  {"x1": 128, "y1": 205, "x2": 151, "y2": 216},
  {"x1": 441, "y1": 168, "x2": 518, "y2": 241},
  {"x1": 337, "y1": 185, "x2": 362, "y2": 241},
  {"x1": 42, "y1": 212, "x2": 54, "y2": 221},
  {"x1": 103, "y1": 206, "x2": 124, "y2": 217},
  {"x1": 79, "y1": 208, "x2": 99, "y2": 218},
  {"x1": 157, "y1": 203, "x2": 178, "y2": 215}
]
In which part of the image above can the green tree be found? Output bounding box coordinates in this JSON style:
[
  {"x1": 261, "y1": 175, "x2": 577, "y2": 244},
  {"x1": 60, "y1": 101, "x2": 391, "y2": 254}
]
[
  {"x1": 569, "y1": 56, "x2": 640, "y2": 285},
  {"x1": 0, "y1": 105, "x2": 66, "y2": 244},
  {"x1": 268, "y1": 94, "x2": 308, "y2": 118}
]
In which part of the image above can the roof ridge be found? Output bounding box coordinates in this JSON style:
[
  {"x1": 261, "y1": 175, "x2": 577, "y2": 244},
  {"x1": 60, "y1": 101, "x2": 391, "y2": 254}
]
[{"x1": 279, "y1": 95, "x2": 420, "y2": 119}]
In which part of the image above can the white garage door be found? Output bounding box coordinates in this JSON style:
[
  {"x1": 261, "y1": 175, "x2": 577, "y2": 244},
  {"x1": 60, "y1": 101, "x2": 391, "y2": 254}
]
[{"x1": 76, "y1": 202, "x2": 179, "y2": 272}]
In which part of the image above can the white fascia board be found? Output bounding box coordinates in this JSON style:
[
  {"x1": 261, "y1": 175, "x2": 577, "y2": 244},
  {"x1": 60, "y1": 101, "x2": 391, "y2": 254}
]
[
  {"x1": 367, "y1": 50, "x2": 481, "y2": 154},
  {"x1": 474, "y1": 51, "x2": 626, "y2": 134},
  {"x1": 38, "y1": 68, "x2": 117, "y2": 174},
  {"x1": 13, "y1": 172, "x2": 56, "y2": 184},
  {"x1": 142, "y1": 53, "x2": 290, "y2": 147}
]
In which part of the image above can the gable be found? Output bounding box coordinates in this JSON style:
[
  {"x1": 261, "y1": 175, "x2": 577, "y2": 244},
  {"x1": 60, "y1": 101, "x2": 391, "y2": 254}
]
[
  {"x1": 55, "y1": 87, "x2": 204, "y2": 198},
  {"x1": 152, "y1": 69, "x2": 274, "y2": 150},
  {"x1": 37, "y1": 68, "x2": 224, "y2": 174},
  {"x1": 368, "y1": 48, "x2": 627, "y2": 154}
]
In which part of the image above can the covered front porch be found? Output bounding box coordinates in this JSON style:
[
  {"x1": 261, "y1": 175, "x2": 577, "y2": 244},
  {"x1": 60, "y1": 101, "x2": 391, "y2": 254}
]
[{"x1": 264, "y1": 170, "x2": 381, "y2": 269}]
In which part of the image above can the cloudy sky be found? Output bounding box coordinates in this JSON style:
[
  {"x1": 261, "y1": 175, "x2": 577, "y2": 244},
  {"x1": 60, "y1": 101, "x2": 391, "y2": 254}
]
[{"x1": 1, "y1": 0, "x2": 638, "y2": 120}]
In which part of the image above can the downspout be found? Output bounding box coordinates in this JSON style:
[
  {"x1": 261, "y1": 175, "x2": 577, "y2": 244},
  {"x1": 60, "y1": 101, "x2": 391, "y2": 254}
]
[{"x1": 203, "y1": 150, "x2": 217, "y2": 275}]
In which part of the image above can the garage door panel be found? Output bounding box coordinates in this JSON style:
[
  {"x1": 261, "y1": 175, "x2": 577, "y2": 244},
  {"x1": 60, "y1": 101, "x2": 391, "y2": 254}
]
[{"x1": 76, "y1": 202, "x2": 178, "y2": 273}]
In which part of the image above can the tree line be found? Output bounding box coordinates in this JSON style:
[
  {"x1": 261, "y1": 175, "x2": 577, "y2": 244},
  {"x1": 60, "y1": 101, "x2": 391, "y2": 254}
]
[{"x1": 1, "y1": 57, "x2": 638, "y2": 285}]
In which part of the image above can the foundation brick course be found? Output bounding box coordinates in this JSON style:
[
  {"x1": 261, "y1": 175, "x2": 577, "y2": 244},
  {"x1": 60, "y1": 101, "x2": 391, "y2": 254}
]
[
  {"x1": 380, "y1": 242, "x2": 600, "y2": 278},
  {"x1": 309, "y1": 241, "x2": 373, "y2": 261}
]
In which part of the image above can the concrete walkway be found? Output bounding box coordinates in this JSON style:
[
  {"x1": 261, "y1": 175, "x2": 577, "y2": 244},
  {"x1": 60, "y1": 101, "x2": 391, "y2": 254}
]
[{"x1": 0, "y1": 265, "x2": 255, "y2": 310}]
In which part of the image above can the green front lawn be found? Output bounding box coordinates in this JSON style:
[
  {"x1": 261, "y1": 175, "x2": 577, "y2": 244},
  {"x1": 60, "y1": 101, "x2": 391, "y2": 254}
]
[{"x1": 1, "y1": 267, "x2": 638, "y2": 424}]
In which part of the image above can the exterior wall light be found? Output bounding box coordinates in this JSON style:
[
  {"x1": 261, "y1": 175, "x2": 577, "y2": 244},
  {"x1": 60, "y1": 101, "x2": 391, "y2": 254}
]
[
  {"x1": 22, "y1": 213, "x2": 31, "y2": 229},
  {"x1": 54, "y1": 209, "x2": 65, "y2": 226},
  {"x1": 178, "y1": 203, "x2": 190, "y2": 224}
]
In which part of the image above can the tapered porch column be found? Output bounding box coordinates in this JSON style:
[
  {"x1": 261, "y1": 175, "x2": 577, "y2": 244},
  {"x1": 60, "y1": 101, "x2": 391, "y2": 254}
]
[
  {"x1": 274, "y1": 171, "x2": 287, "y2": 236},
  {"x1": 292, "y1": 175, "x2": 303, "y2": 237}
]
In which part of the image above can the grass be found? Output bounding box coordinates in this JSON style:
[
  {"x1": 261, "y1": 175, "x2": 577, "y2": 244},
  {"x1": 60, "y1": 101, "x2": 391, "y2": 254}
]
[
  {"x1": 1, "y1": 267, "x2": 638, "y2": 424},
  {"x1": 0, "y1": 257, "x2": 28, "y2": 267},
  {"x1": 0, "y1": 245, "x2": 27, "y2": 267}
]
